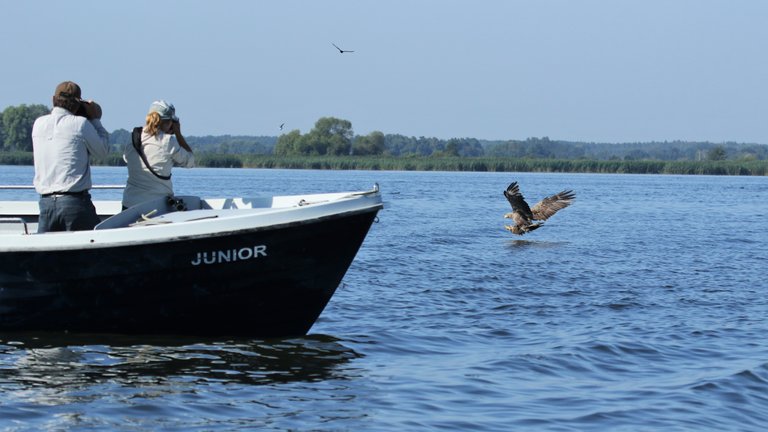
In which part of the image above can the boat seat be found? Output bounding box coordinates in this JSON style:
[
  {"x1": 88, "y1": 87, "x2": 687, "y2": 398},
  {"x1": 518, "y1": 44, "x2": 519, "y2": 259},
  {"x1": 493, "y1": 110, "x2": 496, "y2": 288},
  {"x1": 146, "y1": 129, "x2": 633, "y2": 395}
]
[{"x1": 94, "y1": 196, "x2": 203, "y2": 230}]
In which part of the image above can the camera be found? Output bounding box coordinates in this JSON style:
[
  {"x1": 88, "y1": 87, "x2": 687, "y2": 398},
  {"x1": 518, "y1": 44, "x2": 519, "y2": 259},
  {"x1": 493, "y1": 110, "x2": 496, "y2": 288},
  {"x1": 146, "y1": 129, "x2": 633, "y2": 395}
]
[
  {"x1": 74, "y1": 100, "x2": 102, "y2": 120},
  {"x1": 74, "y1": 100, "x2": 92, "y2": 119},
  {"x1": 75, "y1": 100, "x2": 90, "y2": 118}
]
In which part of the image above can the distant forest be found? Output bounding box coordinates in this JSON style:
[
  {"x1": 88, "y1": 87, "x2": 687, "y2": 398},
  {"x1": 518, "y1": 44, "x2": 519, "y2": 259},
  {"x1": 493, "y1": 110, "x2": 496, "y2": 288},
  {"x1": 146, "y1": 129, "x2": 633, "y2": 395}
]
[
  {"x1": 2, "y1": 104, "x2": 767, "y2": 164},
  {"x1": 107, "y1": 129, "x2": 767, "y2": 162}
]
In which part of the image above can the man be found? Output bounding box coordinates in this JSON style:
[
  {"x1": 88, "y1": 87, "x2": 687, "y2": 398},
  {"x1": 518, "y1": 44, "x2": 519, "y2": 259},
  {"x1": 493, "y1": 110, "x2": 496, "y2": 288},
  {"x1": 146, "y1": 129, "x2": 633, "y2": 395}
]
[{"x1": 32, "y1": 81, "x2": 110, "y2": 233}]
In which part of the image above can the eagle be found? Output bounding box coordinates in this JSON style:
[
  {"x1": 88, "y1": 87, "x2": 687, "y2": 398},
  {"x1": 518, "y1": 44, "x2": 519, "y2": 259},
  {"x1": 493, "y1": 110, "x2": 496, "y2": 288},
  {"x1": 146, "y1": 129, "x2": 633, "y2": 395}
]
[{"x1": 503, "y1": 182, "x2": 575, "y2": 235}]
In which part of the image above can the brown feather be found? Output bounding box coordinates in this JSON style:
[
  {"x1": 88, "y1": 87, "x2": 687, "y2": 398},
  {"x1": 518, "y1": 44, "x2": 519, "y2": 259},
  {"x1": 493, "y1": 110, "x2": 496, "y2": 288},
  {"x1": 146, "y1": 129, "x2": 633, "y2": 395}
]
[
  {"x1": 502, "y1": 183, "x2": 574, "y2": 235},
  {"x1": 503, "y1": 182, "x2": 533, "y2": 220},
  {"x1": 531, "y1": 190, "x2": 575, "y2": 220}
]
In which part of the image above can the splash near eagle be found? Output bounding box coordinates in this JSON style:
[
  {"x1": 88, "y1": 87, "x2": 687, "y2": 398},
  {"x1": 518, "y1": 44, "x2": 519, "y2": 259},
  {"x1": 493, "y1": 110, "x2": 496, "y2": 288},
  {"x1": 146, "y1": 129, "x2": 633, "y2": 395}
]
[{"x1": 503, "y1": 182, "x2": 575, "y2": 235}]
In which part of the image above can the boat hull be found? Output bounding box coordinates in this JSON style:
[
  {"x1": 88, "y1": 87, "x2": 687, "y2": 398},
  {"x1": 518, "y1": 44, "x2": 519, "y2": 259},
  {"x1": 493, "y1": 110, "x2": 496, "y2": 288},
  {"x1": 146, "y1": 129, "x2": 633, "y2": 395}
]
[{"x1": 0, "y1": 208, "x2": 379, "y2": 337}]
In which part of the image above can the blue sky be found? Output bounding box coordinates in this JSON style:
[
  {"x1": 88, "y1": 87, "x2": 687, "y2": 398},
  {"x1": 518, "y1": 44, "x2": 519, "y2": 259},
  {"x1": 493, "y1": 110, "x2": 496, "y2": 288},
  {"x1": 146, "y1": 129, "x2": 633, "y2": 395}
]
[{"x1": 2, "y1": 0, "x2": 767, "y2": 143}]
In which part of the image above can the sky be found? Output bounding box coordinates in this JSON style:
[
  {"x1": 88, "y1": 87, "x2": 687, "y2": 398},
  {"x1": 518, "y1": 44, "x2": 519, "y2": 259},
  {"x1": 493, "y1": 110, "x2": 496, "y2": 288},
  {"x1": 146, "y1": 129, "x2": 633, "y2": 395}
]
[{"x1": 2, "y1": 0, "x2": 768, "y2": 143}]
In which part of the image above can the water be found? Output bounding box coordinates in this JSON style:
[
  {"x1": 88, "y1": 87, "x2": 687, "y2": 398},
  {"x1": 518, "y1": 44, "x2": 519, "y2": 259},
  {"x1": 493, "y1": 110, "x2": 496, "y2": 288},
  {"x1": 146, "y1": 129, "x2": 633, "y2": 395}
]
[{"x1": 1, "y1": 166, "x2": 767, "y2": 431}]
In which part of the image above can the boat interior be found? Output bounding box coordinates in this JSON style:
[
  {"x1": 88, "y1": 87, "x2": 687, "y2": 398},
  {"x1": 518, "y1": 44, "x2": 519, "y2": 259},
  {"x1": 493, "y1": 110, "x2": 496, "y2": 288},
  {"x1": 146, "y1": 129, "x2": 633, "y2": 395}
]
[{"x1": 0, "y1": 186, "x2": 380, "y2": 235}]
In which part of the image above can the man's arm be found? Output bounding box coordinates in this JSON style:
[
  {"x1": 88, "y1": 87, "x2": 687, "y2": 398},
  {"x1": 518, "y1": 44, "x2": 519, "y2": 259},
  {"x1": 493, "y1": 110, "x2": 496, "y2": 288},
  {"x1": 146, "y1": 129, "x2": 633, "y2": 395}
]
[
  {"x1": 81, "y1": 101, "x2": 109, "y2": 158},
  {"x1": 82, "y1": 118, "x2": 110, "y2": 158}
]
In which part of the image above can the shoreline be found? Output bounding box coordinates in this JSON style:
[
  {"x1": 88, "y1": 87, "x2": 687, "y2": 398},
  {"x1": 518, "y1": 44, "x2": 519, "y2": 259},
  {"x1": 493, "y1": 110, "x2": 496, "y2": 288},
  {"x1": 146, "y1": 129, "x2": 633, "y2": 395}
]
[{"x1": 1, "y1": 153, "x2": 766, "y2": 176}]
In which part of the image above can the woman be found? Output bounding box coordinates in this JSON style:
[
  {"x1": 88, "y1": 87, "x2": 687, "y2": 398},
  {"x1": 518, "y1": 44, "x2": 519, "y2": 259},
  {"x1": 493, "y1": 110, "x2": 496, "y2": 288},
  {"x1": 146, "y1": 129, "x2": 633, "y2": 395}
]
[{"x1": 122, "y1": 100, "x2": 194, "y2": 209}]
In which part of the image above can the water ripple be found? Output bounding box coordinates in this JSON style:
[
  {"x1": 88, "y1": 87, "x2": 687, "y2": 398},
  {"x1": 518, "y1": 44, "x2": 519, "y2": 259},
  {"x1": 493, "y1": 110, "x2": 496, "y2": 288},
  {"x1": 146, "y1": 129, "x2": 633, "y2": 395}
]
[{"x1": 3, "y1": 169, "x2": 768, "y2": 430}]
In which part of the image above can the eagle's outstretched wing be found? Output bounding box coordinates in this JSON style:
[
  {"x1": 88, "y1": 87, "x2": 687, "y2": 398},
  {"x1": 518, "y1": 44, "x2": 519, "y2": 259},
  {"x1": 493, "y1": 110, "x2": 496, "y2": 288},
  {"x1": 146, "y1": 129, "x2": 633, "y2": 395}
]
[
  {"x1": 531, "y1": 190, "x2": 575, "y2": 220},
  {"x1": 503, "y1": 182, "x2": 532, "y2": 219}
]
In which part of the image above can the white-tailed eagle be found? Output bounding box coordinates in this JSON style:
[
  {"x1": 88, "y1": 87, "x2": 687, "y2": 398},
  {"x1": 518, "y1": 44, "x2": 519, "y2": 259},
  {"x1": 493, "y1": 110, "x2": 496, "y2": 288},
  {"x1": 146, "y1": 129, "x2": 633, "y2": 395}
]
[{"x1": 503, "y1": 182, "x2": 575, "y2": 235}]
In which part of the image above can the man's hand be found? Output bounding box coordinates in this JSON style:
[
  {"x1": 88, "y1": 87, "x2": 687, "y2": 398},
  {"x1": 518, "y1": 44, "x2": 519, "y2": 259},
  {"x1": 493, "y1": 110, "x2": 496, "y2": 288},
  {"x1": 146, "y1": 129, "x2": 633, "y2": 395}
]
[{"x1": 84, "y1": 100, "x2": 102, "y2": 120}]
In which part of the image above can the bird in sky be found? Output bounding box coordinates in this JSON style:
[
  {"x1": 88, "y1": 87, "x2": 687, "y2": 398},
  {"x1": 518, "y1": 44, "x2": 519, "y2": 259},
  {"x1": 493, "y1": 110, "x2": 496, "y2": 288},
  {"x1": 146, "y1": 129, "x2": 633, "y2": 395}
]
[
  {"x1": 332, "y1": 43, "x2": 354, "y2": 54},
  {"x1": 503, "y1": 182, "x2": 575, "y2": 235},
  {"x1": 279, "y1": 123, "x2": 285, "y2": 130}
]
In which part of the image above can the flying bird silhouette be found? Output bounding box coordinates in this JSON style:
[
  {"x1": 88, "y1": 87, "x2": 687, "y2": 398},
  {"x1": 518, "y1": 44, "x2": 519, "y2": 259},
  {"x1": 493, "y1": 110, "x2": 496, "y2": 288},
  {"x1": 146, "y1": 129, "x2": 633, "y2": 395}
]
[
  {"x1": 503, "y1": 182, "x2": 575, "y2": 235},
  {"x1": 279, "y1": 123, "x2": 285, "y2": 130},
  {"x1": 332, "y1": 43, "x2": 354, "y2": 53}
]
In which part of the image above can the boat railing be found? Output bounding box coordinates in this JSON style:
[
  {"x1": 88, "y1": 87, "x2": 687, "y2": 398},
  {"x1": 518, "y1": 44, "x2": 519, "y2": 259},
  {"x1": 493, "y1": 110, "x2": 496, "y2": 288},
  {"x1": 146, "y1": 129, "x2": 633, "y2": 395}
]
[
  {"x1": 0, "y1": 185, "x2": 125, "y2": 190},
  {"x1": 0, "y1": 217, "x2": 29, "y2": 234}
]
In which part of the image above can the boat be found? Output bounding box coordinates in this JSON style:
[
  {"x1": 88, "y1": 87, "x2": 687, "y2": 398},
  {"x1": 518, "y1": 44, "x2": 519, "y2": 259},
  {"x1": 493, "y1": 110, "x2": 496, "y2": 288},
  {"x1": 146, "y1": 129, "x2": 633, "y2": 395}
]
[{"x1": 0, "y1": 185, "x2": 383, "y2": 337}]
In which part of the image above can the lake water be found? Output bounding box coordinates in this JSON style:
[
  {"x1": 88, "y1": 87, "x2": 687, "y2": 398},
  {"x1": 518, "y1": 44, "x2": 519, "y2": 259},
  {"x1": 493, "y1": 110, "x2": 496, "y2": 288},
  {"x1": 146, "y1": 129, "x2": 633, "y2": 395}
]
[{"x1": 1, "y1": 166, "x2": 767, "y2": 431}]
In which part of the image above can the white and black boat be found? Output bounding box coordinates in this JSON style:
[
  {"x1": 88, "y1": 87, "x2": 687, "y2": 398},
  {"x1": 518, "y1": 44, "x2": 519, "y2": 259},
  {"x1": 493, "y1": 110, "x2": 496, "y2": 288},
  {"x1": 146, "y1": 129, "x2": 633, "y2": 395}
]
[{"x1": 0, "y1": 186, "x2": 383, "y2": 337}]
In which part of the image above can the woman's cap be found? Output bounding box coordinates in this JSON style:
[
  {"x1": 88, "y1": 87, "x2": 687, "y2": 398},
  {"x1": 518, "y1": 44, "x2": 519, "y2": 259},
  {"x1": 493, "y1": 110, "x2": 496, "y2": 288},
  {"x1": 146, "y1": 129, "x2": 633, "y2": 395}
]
[{"x1": 148, "y1": 100, "x2": 178, "y2": 121}]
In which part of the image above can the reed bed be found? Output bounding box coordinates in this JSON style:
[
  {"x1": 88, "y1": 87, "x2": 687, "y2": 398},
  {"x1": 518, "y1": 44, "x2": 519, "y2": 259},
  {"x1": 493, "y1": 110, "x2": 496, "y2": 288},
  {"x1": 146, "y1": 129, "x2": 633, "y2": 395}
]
[{"x1": 1, "y1": 153, "x2": 766, "y2": 175}]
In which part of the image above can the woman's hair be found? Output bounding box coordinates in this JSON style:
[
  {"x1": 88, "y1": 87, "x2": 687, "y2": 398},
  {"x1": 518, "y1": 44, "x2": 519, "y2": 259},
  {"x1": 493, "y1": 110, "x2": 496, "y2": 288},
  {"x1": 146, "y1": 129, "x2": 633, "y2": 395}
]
[{"x1": 145, "y1": 111, "x2": 162, "y2": 136}]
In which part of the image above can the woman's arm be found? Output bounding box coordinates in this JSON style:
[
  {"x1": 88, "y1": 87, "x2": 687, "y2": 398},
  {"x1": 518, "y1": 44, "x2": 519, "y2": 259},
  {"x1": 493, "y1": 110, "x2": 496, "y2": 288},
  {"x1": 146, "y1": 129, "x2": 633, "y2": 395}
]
[{"x1": 171, "y1": 120, "x2": 192, "y2": 153}]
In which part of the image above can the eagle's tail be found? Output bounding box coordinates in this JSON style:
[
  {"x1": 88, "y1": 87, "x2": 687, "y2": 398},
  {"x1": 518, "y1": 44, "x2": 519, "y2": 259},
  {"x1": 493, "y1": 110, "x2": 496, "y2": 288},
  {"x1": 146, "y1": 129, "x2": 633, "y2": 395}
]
[
  {"x1": 504, "y1": 222, "x2": 544, "y2": 235},
  {"x1": 526, "y1": 222, "x2": 543, "y2": 232}
]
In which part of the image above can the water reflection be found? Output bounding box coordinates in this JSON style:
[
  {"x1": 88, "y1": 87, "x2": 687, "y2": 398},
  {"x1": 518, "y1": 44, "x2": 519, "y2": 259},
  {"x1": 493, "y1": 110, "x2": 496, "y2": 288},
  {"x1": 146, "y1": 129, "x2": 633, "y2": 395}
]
[
  {"x1": 506, "y1": 239, "x2": 569, "y2": 249},
  {"x1": 0, "y1": 332, "x2": 361, "y2": 391}
]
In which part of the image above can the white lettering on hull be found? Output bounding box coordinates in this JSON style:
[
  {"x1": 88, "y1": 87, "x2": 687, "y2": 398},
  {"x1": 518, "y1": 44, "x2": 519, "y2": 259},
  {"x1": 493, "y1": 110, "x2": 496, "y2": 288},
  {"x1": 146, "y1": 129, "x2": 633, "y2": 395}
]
[{"x1": 191, "y1": 245, "x2": 268, "y2": 266}]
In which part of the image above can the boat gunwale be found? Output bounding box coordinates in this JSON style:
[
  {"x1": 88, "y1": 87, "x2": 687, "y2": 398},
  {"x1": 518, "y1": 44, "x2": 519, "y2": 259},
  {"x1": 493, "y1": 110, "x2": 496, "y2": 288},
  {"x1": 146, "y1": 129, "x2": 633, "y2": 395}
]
[{"x1": 0, "y1": 191, "x2": 383, "y2": 252}]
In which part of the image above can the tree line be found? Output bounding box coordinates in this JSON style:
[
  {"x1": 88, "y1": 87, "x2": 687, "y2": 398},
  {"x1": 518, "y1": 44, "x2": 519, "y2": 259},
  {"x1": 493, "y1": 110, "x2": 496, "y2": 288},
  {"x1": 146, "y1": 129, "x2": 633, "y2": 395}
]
[
  {"x1": 207, "y1": 155, "x2": 768, "y2": 176},
  {"x1": 2, "y1": 103, "x2": 767, "y2": 162},
  {"x1": 107, "y1": 128, "x2": 277, "y2": 155},
  {"x1": 482, "y1": 136, "x2": 767, "y2": 161},
  {"x1": 273, "y1": 117, "x2": 387, "y2": 156}
]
